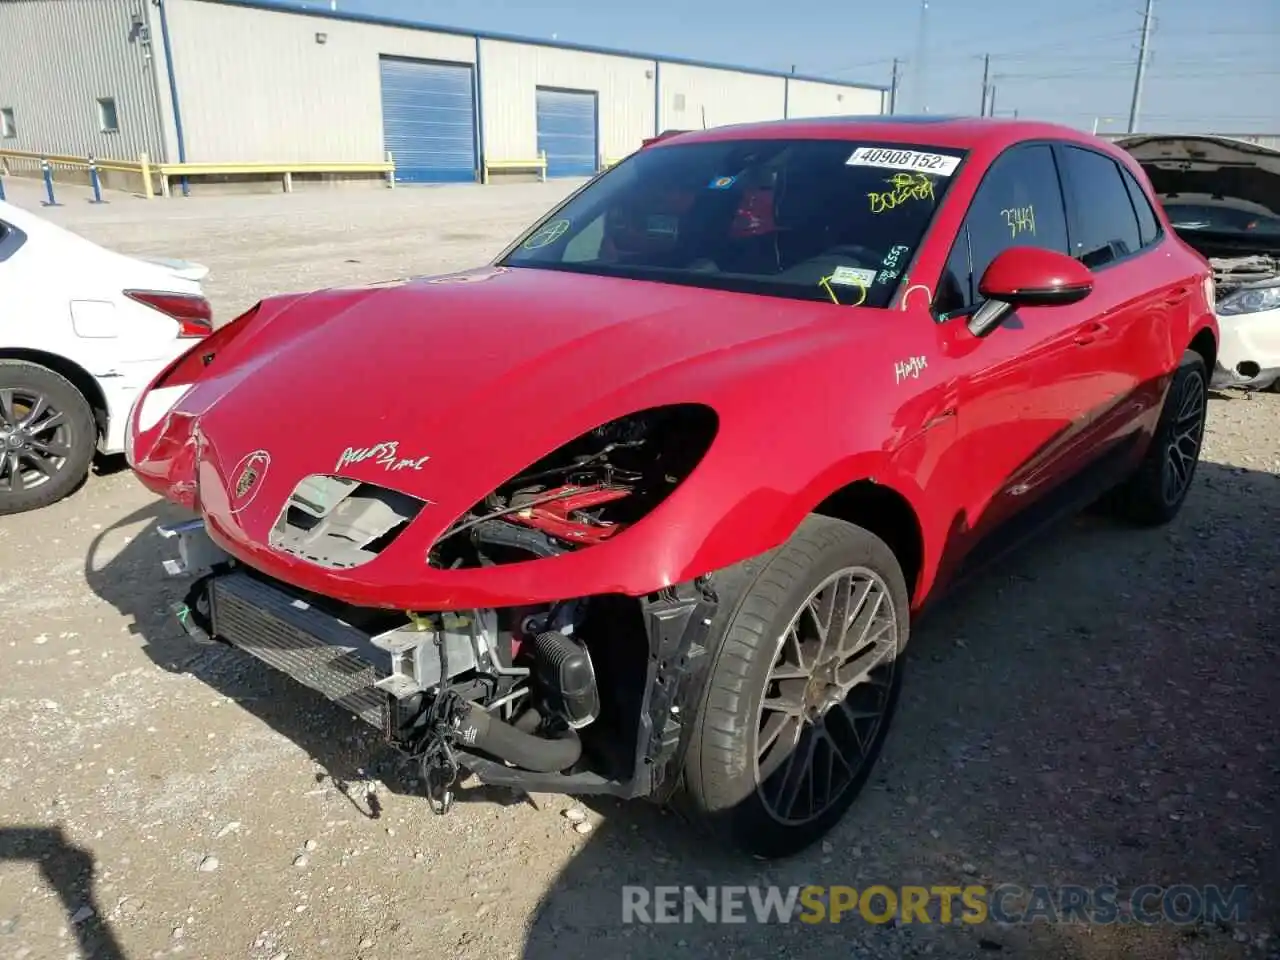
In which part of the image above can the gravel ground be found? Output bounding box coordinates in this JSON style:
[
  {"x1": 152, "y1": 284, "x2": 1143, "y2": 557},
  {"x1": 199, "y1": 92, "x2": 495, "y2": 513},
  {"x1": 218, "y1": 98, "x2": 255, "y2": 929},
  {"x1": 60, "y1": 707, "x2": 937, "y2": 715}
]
[{"x1": 0, "y1": 176, "x2": 1277, "y2": 960}]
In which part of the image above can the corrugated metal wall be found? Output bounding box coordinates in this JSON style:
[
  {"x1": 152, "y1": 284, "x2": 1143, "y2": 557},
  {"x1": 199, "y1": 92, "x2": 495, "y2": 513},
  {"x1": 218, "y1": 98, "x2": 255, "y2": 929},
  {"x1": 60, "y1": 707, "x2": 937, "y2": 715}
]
[
  {"x1": 163, "y1": 0, "x2": 475, "y2": 162},
  {"x1": 786, "y1": 79, "x2": 884, "y2": 119},
  {"x1": 1, "y1": 0, "x2": 889, "y2": 171},
  {"x1": 656, "y1": 64, "x2": 786, "y2": 131},
  {"x1": 0, "y1": 0, "x2": 165, "y2": 161},
  {"x1": 480, "y1": 40, "x2": 653, "y2": 165}
]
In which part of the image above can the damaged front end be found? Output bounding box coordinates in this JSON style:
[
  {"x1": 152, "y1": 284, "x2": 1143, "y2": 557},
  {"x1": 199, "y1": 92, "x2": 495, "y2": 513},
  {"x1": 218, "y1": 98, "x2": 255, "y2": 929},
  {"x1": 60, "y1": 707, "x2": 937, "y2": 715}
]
[
  {"x1": 163, "y1": 520, "x2": 717, "y2": 810},
  {"x1": 155, "y1": 403, "x2": 724, "y2": 811},
  {"x1": 1118, "y1": 134, "x2": 1280, "y2": 390},
  {"x1": 1205, "y1": 253, "x2": 1280, "y2": 388}
]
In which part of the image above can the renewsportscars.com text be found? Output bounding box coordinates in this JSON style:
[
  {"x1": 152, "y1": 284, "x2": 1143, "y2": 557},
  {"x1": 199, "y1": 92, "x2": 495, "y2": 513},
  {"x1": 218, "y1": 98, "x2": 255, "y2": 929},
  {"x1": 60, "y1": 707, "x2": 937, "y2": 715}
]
[{"x1": 621, "y1": 884, "x2": 1251, "y2": 926}]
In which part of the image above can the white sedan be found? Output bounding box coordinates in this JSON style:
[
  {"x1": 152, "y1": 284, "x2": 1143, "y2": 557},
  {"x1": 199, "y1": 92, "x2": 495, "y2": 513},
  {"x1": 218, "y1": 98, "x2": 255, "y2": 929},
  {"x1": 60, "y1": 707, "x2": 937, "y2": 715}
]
[
  {"x1": 1119, "y1": 134, "x2": 1280, "y2": 392},
  {"x1": 0, "y1": 199, "x2": 211, "y2": 515}
]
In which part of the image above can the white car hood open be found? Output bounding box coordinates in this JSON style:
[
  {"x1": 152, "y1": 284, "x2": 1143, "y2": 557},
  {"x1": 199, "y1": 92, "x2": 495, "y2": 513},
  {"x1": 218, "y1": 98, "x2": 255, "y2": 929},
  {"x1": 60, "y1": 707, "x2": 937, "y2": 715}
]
[{"x1": 1117, "y1": 134, "x2": 1280, "y2": 255}]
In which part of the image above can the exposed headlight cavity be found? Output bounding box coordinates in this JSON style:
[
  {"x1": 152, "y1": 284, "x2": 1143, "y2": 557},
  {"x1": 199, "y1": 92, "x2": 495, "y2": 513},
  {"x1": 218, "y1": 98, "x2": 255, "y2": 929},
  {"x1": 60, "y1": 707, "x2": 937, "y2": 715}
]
[{"x1": 428, "y1": 404, "x2": 718, "y2": 569}]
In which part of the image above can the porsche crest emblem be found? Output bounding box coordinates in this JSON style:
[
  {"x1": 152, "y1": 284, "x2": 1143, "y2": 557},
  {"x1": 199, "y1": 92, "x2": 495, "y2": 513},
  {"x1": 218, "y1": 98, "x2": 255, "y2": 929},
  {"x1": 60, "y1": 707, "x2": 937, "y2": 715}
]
[
  {"x1": 229, "y1": 450, "x2": 270, "y2": 512},
  {"x1": 235, "y1": 464, "x2": 259, "y2": 498}
]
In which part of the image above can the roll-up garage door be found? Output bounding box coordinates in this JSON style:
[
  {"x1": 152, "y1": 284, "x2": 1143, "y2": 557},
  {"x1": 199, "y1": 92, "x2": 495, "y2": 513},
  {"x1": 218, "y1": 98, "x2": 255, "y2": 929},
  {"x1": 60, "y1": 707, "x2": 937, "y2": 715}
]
[
  {"x1": 380, "y1": 56, "x2": 477, "y2": 184},
  {"x1": 535, "y1": 88, "x2": 599, "y2": 178}
]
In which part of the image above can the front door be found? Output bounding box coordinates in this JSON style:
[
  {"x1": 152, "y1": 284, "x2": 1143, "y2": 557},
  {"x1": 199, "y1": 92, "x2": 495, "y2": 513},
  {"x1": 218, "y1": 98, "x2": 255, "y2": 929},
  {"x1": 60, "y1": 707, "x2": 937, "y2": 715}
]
[
  {"x1": 1054, "y1": 144, "x2": 1192, "y2": 461},
  {"x1": 929, "y1": 142, "x2": 1113, "y2": 583}
]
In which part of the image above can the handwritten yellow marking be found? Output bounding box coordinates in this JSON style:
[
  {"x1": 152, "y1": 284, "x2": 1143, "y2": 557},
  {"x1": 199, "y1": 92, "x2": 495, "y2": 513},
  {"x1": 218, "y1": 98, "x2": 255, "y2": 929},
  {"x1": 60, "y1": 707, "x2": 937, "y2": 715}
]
[
  {"x1": 1001, "y1": 205, "x2": 1036, "y2": 238},
  {"x1": 818, "y1": 274, "x2": 868, "y2": 307},
  {"x1": 868, "y1": 173, "x2": 936, "y2": 214},
  {"x1": 523, "y1": 218, "x2": 571, "y2": 249}
]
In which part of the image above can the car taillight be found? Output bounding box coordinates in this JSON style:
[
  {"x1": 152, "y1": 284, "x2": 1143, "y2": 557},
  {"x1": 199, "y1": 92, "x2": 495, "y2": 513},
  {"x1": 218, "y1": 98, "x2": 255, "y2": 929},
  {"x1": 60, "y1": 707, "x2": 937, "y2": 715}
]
[{"x1": 125, "y1": 290, "x2": 214, "y2": 338}]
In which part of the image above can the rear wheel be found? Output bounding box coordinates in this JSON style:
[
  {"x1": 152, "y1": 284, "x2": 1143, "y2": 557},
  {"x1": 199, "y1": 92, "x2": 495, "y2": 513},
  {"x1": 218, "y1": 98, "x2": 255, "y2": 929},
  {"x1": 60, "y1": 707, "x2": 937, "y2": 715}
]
[
  {"x1": 0, "y1": 361, "x2": 97, "y2": 516},
  {"x1": 682, "y1": 515, "x2": 909, "y2": 859},
  {"x1": 1110, "y1": 350, "x2": 1208, "y2": 526}
]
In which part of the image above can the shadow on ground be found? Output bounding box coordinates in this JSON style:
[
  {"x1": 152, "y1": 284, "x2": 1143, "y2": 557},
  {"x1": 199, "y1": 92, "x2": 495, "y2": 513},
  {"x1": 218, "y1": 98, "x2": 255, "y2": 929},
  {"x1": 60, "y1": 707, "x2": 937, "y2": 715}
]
[
  {"x1": 83, "y1": 460, "x2": 1278, "y2": 960},
  {"x1": 0, "y1": 827, "x2": 126, "y2": 960}
]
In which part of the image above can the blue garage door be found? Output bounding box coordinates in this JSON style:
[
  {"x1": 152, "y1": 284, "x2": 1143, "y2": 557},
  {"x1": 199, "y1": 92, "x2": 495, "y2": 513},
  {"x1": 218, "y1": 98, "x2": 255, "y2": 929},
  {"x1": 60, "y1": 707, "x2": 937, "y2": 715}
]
[
  {"x1": 536, "y1": 88, "x2": 598, "y2": 178},
  {"x1": 380, "y1": 56, "x2": 477, "y2": 184}
]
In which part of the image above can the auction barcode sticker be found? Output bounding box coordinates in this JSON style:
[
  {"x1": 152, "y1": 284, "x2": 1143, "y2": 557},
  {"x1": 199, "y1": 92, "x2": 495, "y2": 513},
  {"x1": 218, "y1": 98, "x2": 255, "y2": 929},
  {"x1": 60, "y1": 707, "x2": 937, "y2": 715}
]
[{"x1": 846, "y1": 147, "x2": 961, "y2": 176}]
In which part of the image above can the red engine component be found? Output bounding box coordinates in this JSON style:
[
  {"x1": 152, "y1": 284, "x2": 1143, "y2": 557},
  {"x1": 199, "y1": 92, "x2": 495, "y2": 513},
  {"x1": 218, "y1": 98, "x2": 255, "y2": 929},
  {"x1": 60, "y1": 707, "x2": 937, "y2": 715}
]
[{"x1": 507, "y1": 484, "x2": 632, "y2": 544}]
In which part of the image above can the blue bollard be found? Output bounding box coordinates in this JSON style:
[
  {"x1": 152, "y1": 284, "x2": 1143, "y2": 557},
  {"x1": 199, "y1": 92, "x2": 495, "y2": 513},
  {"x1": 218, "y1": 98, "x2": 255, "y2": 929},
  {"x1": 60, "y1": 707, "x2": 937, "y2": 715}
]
[
  {"x1": 88, "y1": 156, "x2": 107, "y2": 204},
  {"x1": 40, "y1": 158, "x2": 61, "y2": 207}
]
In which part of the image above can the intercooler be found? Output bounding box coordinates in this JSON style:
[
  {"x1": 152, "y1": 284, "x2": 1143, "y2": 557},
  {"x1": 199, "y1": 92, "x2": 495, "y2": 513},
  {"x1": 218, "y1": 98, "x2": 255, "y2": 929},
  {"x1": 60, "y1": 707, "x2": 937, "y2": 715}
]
[{"x1": 208, "y1": 571, "x2": 390, "y2": 731}]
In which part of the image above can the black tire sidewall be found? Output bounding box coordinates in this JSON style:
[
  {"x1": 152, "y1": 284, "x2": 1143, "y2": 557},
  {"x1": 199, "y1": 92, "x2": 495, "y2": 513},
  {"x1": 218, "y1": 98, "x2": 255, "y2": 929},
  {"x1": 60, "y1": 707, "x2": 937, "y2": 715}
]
[
  {"x1": 1111, "y1": 351, "x2": 1209, "y2": 527},
  {"x1": 1163, "y1": 354, "x2": 1208, "y2": 510},
  {"x1": 1150, "y1": 352, "x2": 1209, "y2": 517},
  {"x1": 0, "y1": 361, "x2": 96, "y2": 515},
  {"x1": 686, "y1": 515, "x2": 910, "y2": 858}
]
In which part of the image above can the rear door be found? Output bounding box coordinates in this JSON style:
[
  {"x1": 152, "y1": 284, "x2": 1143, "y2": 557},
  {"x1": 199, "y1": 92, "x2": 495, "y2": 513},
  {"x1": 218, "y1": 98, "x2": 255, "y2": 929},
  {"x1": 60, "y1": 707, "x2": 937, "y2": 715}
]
[
  {"x1": 1055, "y1": 144, "x2": 1188, "y2": 452},
  {"x1": 930, "y1": 142, "x2": 1112, "y2": 581}
]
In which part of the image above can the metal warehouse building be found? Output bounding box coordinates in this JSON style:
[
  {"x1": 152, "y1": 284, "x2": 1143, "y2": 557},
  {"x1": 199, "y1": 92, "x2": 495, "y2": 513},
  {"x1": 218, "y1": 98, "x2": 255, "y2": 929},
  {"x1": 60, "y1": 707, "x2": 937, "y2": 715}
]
[{"x1": 0, "y1": 0, "x2": 885, "y2": 186}]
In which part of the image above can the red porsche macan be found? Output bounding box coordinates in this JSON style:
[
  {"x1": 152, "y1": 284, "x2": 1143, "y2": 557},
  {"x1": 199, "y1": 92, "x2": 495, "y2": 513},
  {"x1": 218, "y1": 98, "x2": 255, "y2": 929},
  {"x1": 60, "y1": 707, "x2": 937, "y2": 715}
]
[{"x1": 128, "y1": 117, "x2": 1217, "y2": 858}]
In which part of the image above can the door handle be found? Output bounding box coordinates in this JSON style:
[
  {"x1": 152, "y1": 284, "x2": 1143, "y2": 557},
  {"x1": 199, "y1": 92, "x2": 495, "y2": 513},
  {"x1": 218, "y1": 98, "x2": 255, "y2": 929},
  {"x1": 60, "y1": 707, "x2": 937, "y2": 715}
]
[
  {"x1": 1164, "y1": 287, "x2": 1191, "y2": 306},
  {"x1": 1073, "y1": 321, "x2": 1109, "y2": 346}
]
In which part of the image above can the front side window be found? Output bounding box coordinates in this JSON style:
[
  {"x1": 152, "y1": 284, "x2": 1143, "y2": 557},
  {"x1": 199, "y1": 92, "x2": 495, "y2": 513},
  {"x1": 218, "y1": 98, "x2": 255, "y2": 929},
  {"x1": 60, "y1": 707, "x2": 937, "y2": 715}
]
[
  {"x1": 935, "y1": 143, "x2": 1070, "y2": 316},
  {"x1": 499, "y1": 139, "x2": 968, "y2": 308},
  {"x1": 1061, "y1": 146, "x2": 1142, "y2": 267}
]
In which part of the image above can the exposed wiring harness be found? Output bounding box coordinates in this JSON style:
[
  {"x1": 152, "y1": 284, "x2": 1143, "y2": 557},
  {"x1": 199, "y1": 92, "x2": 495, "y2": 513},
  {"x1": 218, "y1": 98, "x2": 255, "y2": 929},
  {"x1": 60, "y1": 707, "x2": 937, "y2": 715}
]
[{"x1": 405, "y1": 611, "x2": 468, "y2": 814}]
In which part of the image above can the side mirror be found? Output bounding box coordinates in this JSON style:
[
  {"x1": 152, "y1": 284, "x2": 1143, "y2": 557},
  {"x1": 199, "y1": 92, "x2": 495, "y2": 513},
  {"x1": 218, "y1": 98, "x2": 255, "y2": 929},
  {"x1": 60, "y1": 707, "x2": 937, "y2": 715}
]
[{"x1": 967, "y1": 246, "x2": 1094, "y2": 338}]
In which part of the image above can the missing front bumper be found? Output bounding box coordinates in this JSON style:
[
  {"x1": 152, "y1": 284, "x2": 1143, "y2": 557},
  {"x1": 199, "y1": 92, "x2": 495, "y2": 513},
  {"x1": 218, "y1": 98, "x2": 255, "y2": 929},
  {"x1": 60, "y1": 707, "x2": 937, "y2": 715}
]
[
  {"x1": 209, "y1": 570, "x2": 393, "y2": 730},
  {"x1": 156, "y1": 519, "x2": 722, "y2": 801}
]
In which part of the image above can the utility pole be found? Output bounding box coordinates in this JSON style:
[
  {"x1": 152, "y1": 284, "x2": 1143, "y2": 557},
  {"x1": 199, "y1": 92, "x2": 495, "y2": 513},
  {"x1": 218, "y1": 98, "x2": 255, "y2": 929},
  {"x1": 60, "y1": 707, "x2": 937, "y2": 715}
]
[
  {"x1": 979, "y1": 54, "x2": 991, "y2": 116},
  {"x1": 889, "y1": 58, "x2": 900, "y2": 114},
  {"x1": 1127, "y1": 0, "x2": 1155, "y2": 133},
  {"x1": 987, "y1": 84, "x2": 997, "y2": 117}
]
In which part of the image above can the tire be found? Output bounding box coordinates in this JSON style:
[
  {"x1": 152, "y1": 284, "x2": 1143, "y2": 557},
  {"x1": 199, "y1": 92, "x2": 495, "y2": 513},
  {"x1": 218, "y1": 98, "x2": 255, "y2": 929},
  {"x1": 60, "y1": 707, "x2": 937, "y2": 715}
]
[
  {"x1": 0, "y1": 360, "x2": 97, "y2": 516},
  {"x1": 682, "y1": 515, "x2": 910, "y2": 859},
  {"x1": 1110, "y1": 350, "x2": 1208, "y2": 526}
]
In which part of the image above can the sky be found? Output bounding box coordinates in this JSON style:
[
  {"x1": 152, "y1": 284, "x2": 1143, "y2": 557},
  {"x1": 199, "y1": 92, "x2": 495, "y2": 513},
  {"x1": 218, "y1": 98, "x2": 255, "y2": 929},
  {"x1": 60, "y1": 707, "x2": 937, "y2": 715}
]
[{"x1": 270, "y1": 0, "x2": 1278, "y2": 134}]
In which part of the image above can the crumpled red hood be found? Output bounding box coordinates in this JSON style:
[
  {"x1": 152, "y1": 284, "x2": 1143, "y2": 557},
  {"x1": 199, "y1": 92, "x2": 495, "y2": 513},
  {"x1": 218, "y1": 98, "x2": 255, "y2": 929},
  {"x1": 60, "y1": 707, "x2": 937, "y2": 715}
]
[{"x1": 135, "y1": 265, "x2": 854, "y2": 552}]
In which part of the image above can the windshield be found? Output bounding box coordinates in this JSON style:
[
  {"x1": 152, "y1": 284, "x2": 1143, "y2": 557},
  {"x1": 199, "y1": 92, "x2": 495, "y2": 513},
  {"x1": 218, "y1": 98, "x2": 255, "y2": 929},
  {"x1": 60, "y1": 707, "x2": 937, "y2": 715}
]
[{"x1": 499, "y1": 138, "x2": 967, "y2": 308}]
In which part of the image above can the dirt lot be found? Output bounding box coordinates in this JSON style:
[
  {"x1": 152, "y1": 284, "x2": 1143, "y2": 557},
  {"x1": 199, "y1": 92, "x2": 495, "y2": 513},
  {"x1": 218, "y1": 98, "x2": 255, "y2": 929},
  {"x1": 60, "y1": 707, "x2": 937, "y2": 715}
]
[{"x1": 1, "y1": 176, "x2": 1277, "y2": 960}]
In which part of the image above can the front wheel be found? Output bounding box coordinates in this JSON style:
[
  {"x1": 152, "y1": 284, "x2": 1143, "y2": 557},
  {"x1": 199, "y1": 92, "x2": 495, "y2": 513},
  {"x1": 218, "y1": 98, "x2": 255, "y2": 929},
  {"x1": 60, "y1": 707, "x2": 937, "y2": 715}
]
[
  {"x1": 682, "y1": 515, "x2": 909, "y2": 859},
  {"x1": 0, "y1": 361, "x2": 97, "y2": 516}
]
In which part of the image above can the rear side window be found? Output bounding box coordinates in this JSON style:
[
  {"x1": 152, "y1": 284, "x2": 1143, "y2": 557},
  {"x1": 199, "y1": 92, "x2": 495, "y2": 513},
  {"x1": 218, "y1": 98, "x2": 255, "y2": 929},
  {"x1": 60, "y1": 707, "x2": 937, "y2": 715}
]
[
  {"x1": 935, "y1": 143, "x2": 1070, "y2": 316},
  {"x1": 1062, "y1": 146, "x2": 1142, "y2": 267},
  {"x1": 1119, "y1": 165, "x2": 1161, "y2": 247}
]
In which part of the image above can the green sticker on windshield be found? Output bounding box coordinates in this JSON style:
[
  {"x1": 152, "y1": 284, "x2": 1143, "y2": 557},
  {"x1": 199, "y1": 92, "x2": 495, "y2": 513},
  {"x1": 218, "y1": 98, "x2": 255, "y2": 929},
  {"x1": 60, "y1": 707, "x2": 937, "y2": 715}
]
[{"x1": 523, "y1": 219, "x2": 571, "y2": 249}]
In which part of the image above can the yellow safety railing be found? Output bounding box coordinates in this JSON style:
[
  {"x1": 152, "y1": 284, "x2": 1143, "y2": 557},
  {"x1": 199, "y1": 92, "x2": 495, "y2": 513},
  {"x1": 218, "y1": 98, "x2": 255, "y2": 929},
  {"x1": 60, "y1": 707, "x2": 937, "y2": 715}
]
[
  {"x1": 0, "y1": 148, "x2": 397, "y2": 198},
  {"x1": 0, "y1": 148, "x2": 145, "y2": 174},
  {"x1": 481, "y1": 151, "x2": 548, "y2": 184}
]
